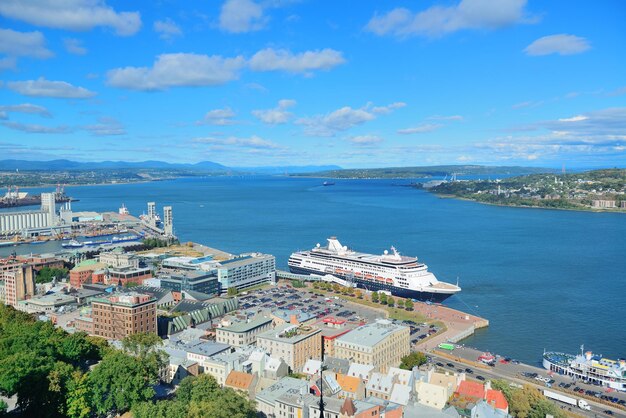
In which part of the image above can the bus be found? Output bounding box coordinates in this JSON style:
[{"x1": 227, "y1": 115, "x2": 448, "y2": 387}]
[{"x1": 438, "y1": 343, "x2": 455, "y2": 351}]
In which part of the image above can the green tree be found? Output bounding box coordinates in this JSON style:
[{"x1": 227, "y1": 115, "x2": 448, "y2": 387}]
[
  {"x1": 371, "y1": 292, "x2": 379, "y2": 303},
  {"x1": 354, "y1": 290, "x2": 363, "y2": 299},
  {"x1": 65, "y1": 371, "x2": 92, "y2": 418},
  {"x1": 187, "y1": 388, "x2": 256, "y2": 418},
  {"x1": 35, "y1": 267, "x2": 69, "y2": 284},
  {"x1": 396, "y1": 298, "x2": 404, "y2": 309},
  {"x1": 175, "y1": 374, "x2": 220, "y2": 404},
  {"x1": 400, "y1": 352, "x2": 428, "y2": 370},
  {"x1": 227, "y1": 287, "x2": 239, "y2": 297},
  {"x1": 132, "y1": 400, "x2": 188, "y2": 418},
  {"x1": 405, "y1": 299, "x2": 414, "y2": 311},
  {"x1": 387, "y1": 296, "x2": 395, "y2": 307},
  {"x1": 379, "y1": 293, "x2": 388, "y2": 305},
  {"x1": 89, "y1": 351, "x2": 159, "y2": 416},
  {"x1": 0, "y1": 399, "x2": 7, "y2": 415}
]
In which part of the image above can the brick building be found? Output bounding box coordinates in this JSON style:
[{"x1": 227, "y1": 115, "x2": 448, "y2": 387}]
[{"x1": 92, "y1": 293, "x2": 157, "y2": 340}]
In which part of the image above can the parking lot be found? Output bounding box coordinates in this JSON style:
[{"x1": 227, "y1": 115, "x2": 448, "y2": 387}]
[{"x1": 237, "y1": 284, "x2": 442, "y2": 347}]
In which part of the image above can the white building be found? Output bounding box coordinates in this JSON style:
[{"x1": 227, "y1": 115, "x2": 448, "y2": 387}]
[
  {"x1": 0, "y1": 193, "x2": 57, "y2": 235},
  {"x1": 216, "y1": 253, "x2": 276, "y2": 292}
]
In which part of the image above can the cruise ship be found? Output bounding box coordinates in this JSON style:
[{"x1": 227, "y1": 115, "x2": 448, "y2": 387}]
[
  {"x1": 543, "y1": 347, "x2": 626, "y2": 392},
  {"x1": 288, "y1": 237, "x2": 461, "y2": 302}
]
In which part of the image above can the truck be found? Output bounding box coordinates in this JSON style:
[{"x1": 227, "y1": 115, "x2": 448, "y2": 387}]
[{"x1": 543, "y1": 390, "x2": 591, "y2": 411}]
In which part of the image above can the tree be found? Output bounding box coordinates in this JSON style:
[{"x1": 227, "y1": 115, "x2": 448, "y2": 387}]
[
  {"x1": 400, "y1": 352, "x2": 428, "y2": 370},
  {"x1": 227, "y1": 287, "x2": 238, "y2": 297},
  {"x1": 89, "y1": 351, "x2": 159, "y2": 416},
  {"x1": 379, "y1": 293, "x2": 388, "y2": 305},
  {"x1": 35, "y1": 267, "x2": 69, "y2": 284},
  {"x1": 387, "y1": 296, "x2": 395, "y2": 307},
  {"x1": 396, "y1": 299, "x2": 404, "y2": 309},
  {"x1": 405, "y1": 299, "x2": 414, "y2": 311},
  {"x1": 132, "y1": 400, "x2": 188, "y2": 418},
  {"x1": 354, "y1": 290, "x2": 363, "y2": 299},
  {"x1": 371, "y1": 292, "x2": 379, "y2": 303},
  {"x1": 187, "y1": 389, "x2": 257, "y2": 418},
  {"x1": 0, "y1": 399, "x2": 7, "y2": 415},
  {"x1": 65, "y1": 371, "x2": 92, "y2": 418},
  {"x1": 332, "y1": 284, "x2": 341, "y2": 293},
  {"x1": 175, "y1": 374, "x2": 221, "y2": 405}
]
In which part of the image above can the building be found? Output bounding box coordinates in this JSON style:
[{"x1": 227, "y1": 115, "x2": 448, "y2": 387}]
[
  {"x1": 1, "y1": 264, "x2": 35, "y2": 307},
  {"x1": 16, "y1": 292, "x2": 76, "y2": 314},
  {"x1": 257, "y1": 324, "x2": 322, "y2": 371},
  {"x1": 0, "y1": 255, "x2": 64, "y2": 274},
  {"x1": 92, "y1": 293, "x2": 157, "y2": 339},
  {"x1": 592, "y1": 199, "x2": 616, "y2": 208},
  {"x1": 274, "y1": 388, "x2": 317, "y2": 418},
  {"x1": 336, "y1": 373, "x2": 366, "y2": 400},
  {"x1": 216, "y1": 316, "x2": 273, "y2": 347},
  {"x1": 69, "y1": 260, "x2": 106, "y2": 288},
  {"x1": 308, "y1": 397, "x2": 383, "y2": 418},
  {"x1": 99, "y1": 250, "x2": 139, "y2": 269},
  {"x1": 163, "y1": 206, "x2": 173, "y2": 236},
  {"x1": 334, "y1": 320, "x2": 410, "y2": 373},
  {"x1": 0, "y1": 193, "x2": 57, "y2": 235},
  {"x1": 161, "y1": 270, "x2": 220, "y2": 296},
  {"x1": 216, "y1": 253, "x2": 275, "y2": 293},
  {"x1": 225, "y1": 370, "x2": 258, "y2": 399},
  {"x1": 105, "y1": 266, "x2": 152, "y2": 286},
  {"x1": 255, "y1": 377, "x2": 309, "y2": 417}
]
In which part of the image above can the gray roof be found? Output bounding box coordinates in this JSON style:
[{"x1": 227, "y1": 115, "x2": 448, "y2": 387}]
[
  {"x1": 220, "y1": 316, "x2": 272, "y2": 333},
  {"x1": 336, "y1": 319, "x2": 407, "y2": 349},
  {"x1": 254, "y1": 377, "x2": 309, "y2": 407},
  {"x1": 257, "y1": 323, "x2": 321, "y2": 344}
]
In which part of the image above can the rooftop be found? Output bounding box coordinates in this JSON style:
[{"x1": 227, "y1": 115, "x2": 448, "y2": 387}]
[
  {"x1": 219, "y1": 316, "x2": 272, "y2": 333},
  {"x1": 255, "y1": 377, "x2": 308, "y2": 407},
  {"x1": 335, "y1": 319, "x2": 407, "y2": 349},
  {"x1": 225, "y1": 370, "x2": 255, "y2": 390},
  {"x1": 258, "y1": 323, "x2": 321, "y2": 344}
]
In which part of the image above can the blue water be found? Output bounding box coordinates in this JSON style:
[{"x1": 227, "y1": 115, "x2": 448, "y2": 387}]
[{"x1": 3, "y1": 176, "x2": 625, "y2": 365}]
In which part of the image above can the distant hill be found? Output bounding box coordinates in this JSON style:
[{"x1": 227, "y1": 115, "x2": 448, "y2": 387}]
[
  {"x1": 293, "y1": 165, "x2": 558, "y2": 178},
  {"x1": 237, "y1": 165, "x2": 342, "y2": 174},
  {"x1": 0, "y1": 159, "x2": 230, "y2": 171}
]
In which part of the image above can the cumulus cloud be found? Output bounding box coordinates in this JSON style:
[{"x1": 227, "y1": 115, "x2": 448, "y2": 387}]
[
  {"x1": 64, "y1": 38, "x2": 87, "y2": 55},
  {"x1": 7, "y1": 77, "x2": 96, "y2": 99},
  {"x1": 397, "y1": 124, "x2": 442, "y2": 134},
  {"x1": 0, "y1": 28, "x2": 53, "y2": 59},
  {"x1": 0, "y1": 104, "x2": 51, "y2": 118},
  {"x1": 249, "y1": 48, "x2": 346, "y2": 74},
  {"x1": 524, "y1": 34, "x2": 591, "y2": 56},
  {"x1": 1, "y1": 120, "x2": 71, "y2": 134},
  {"x1": 0, "y1": 0, "x2": 141, "y2": 36},
  {"x1": 296, "y1": 102, "x2": 402, "y2": 137},
  {"x1": 192, "y1": 135, "x2": 280, "y2": 149},
  {"x1": 0, "y1": 57, "x2": 17, "y2": 71},
  {"x1": 252, "y1": 99, "x2": 296, "y2": 124},
  {"x1": 348, "y1": 135, "x2": 384, "y2": 145},
  {"x1": 371, "y1": 102, "x2": 406, "y2": 114},
  {"x1": 154, "y1": 18, "x2": 182, "y2": 40},
  {"x1": 84, "y1": 117, "x2": 125, "y2": 135},
  {"x1": 366, "y1": 0, "x2": 532, "y2": 38},
  {"x1": 106, "y1": 53, "x2": 245, "y2": 91},
  {"x1": 219, "y1": 0, "x2": 267, "y2": 33},
  {"x1": 197, "y1": 107, "x2": 237, "y2": 125}
]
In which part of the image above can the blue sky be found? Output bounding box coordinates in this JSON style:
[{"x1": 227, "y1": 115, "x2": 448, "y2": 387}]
[{"x1": 1, "y1": 0, "x2": 625, "y2": 168}]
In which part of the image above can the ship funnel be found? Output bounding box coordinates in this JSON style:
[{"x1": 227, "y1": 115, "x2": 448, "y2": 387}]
[
  {"x1": 619, "y1": 359, "x2": 625, "y2": 368},
  {"x1": 585, "y1": 351, "x2": 592, "y2": 361}
]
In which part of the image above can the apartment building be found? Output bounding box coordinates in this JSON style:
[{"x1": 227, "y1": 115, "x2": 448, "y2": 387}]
[
  {"x1": 216, "y1": 253, "x2": 275, "y2": 293},
  {"x1": 334, "y1": 319, "x2": 410, "y2": 373},
  {"x1": 256, "y1": 324, "x2": 321, "y2": 371},
  {"x1": 1, "y1": 264, "x2": 35, "y2": 307},
  {"x1": 92, "y1": 293, "x2": 156, "y2": 339},
  {"x1": 216, "y1": 316, "x2": 273, "y2": 347}
]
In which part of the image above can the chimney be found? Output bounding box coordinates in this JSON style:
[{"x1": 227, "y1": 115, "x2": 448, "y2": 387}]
[{"x1": 290, "y1": 314, "x2": 299, "y2": 325}]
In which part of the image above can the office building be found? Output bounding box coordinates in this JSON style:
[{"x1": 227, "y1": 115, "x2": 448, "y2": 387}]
[
  {"x1": 92, "y1": 293, "x2": 157, "y2": 340},
  {"x1": 334, "y1": 319, "x2": 410, "y2": 373},
  {"x1": 163, "y1": 206, "x2": 173, "y2": 236},
  {"x1": 1, "y1": 264, "x2": 36, "y2": 307},
  {"x1": 216, "y1": 253, "x2": 275, "y2": 293},
  {"x1": 161, "y1": 270, "x2": 220, "y2": 296},
  {"x1": 256, "y1": 324, "x2": 321, "y2": 371},
  {"x1": 216, "y1": 316, "x2": 273, "y2": 347},
  {"x1": 99, "y1": 250, "x2": 139, "y2": 269}
]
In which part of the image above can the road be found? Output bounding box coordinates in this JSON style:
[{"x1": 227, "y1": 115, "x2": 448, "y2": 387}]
[{"x1": 427, "y1": 347, "x2": 626, "y2": 418}]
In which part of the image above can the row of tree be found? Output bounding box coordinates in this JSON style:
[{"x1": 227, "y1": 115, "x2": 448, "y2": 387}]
[
  {"x1": 490, "y1": 380, "x2": 567, "y2": 418},
  {"x1": 371, "y1": 291, "x2": 414, "y2": 310},
  {"x1": 35, "y1": 266, "x2": 70, "y2": 284}
]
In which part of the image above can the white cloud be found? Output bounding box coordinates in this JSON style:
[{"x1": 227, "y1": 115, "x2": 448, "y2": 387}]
[
  {"x1": 0, "y1": 103, "x2": 51, "y2": 118},
  {"x1": 366, "y1": 0, "x2": 532, "y2": 38},
  {"x1": 0, "y1": 57, "x2": 17, "y2": 71},
  {"x1": 1, "y1": 120, "x2": 71, "y2": 134},
  {"x1": 154, "y1": 18, "x2": 182, "y2": 40},
  {"x1": 0, "y1": 0, "x2": 141, "y2": 36},
  {"x1": 296, "y1": 102, "x2": 401, "y2": 137},
  {"x1": 249, "y1": 48, "x2": 346, "y2": 74},
  {"x1": 7, "y1": 77, "x2": 96, "y2": 99},
  {"x1": 558, "y1": 115, "x2": 588, "y2": 122},
  {"x1": 397, "y1": 124, "x2": 442, "y2": 134},
  {"x1": 252, "y1": 99, "x2": 296, "y2": 124},
  {"x1": 84, "y1": 117, "x2": 125, "y2": 135},
  {"x1": 348, "y1": 135, "x2": 384, "y2": 145},
  {"x1": 106, "y1": 53, "x2": 245, "y2": 91},
  {"x1": 198, "y1": 107, "x2": 237, "y2": 126},
  {"x1": 371, "y1": 102, "x2": 406, "y2": 114},
  {"x1": 64, "y1": 38, "x2": 87, "y2": 55},
  {"x1": 525, "y1": 34, "x2": 591, "y2": 56},
  {"x1": 192, "y1": 135, "x2": 280, "y2": 149},
  {"x1": 219, "y1": 0, "x2": 267, "y2": 33},
  {"x1": 0, "y1": 28, "x2": 53, "y2": 59},
  {"x1": 428, "y1": 114, "x2": 463, "y2": 121}
]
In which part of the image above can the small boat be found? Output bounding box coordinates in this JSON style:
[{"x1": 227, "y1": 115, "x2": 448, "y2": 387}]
[
  {"x1": 62, "y1": 239, "x2": 84, "y2": 248},
  {"x1": 323, "y1": 181, "x2": 335, "y2": 186}
]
